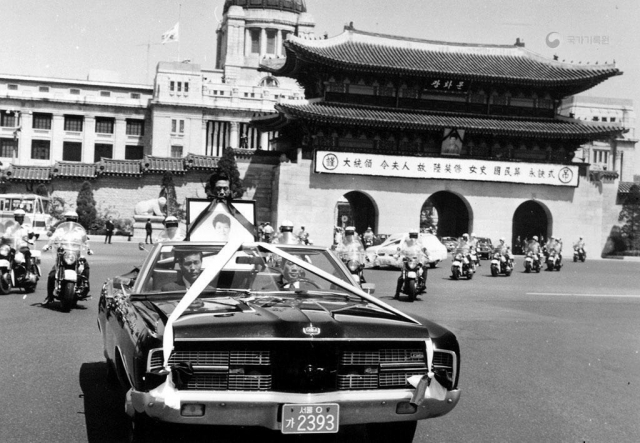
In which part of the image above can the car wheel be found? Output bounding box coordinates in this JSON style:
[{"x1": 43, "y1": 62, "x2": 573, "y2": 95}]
[
  {"x1": 128, "y1": 412, "x2": 154, "y2": 443},
  {"x1": 0, "y1": 273, "x2": 11, "y2": 295},
  {"x1": 366, "y1": 421, "x2": 417, "y2": 443}
]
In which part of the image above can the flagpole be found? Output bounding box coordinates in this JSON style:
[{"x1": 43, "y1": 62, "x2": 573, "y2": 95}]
[{"x1": 178, "y1": 3, "x2": 182, "y2": 62}]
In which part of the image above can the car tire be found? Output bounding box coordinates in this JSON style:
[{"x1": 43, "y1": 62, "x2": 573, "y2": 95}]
[
  {"x1": 128, "y1": 412, "x2": 154, "y2": 443},
  {"x1": 366, "y1": 421, "x2": 417, "y2": 443},
  {"x1": 0, "y1": 273, "x2": 11, "y2": 295}
]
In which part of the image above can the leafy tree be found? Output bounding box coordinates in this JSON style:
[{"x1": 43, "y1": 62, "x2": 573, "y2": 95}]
[
  {"x1": 34, "y1": 183, "x2": 49, "y2": 197},
  {"x1": 76, "y1": 181, "x2": 98, "y2": 231},
  {"x1": 160, "y1": 172, "x2": 181, "y2": 218},
  {"x1": 618, "y1": 184, "x2": 640, "y2": 252},
  {"x1": 214, "y1": 147, "x2": 245, "y2": 199}
]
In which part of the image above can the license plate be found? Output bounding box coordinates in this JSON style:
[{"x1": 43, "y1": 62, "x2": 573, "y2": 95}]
[{"x1": 282, "y1": 403, "x2": 339, "y2": 434}]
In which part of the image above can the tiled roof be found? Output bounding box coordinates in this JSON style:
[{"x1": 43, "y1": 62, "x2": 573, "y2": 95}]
[
  {"x1": 185, "y1": 153, "x2": 219, "y2": 170},
  {"x1": 143, "y1": 156, "x2": 185, "y2": 173},
  {"x1": 263, "y1": 28, "x2": 620, "y2": 88},
  {"x1": 5, "y1": 165, "x2": 52, "y2": 181},
  {"x1": 269, "y1": 102, "x2": 625, "y2": 140},
  {"x1": 618, "y1": 181, "x2": 639, "y2": 194},
  {"x1": 52, "y1": 162, "x2": 97, "y2": 179},
  {"x1": 97, "y1": 159, "x2": 142, "y2": 176}
]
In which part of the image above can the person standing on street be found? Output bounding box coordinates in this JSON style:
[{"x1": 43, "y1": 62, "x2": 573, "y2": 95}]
[
  {"x1": 145, "y1": 218, "x2": 153, "y2": 244},
  {"x1": 105, "y1": 217, "x2": 114, "y2": 244}
]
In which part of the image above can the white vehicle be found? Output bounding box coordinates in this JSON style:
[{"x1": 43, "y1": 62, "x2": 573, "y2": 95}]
[
  {"x1": 0, "y1": 193, "x2": 53, "y2": 237},
  {"x1": 366, "y1": 233, "x2": 448, "y2": 269}
]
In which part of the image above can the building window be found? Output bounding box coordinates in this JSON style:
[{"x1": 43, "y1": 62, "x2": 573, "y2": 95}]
[
  {"x1": 177, "y1": 82, "x2": 182, "y2": 92},
  {"x1": 171, "y1": 145, "x2": 183, "y2": 157},
  {"x1": 94, "y1": 143, "x2": 113, "y2": 161},
  {"x1": 131, "y1": 93, "x2": 141, "y2": 99},
  {"x1": 32, "y1": 113, "x2": 52, "y2": 130},
  {"x1": 180, "y1": 120, "x2": 185, "y2": 133},
  {"x1": 266, "y1": 29, "x2": 277, "y2": 54},
  {"x1": 0, "y1": 138, "x2": 17, "y2": 157},
  {"x1": 126, "y1": 119, "x2": 145, "y2": 136},
  {"x1": 1, "y1": 111, "x2": 18, "y2": 127},
  {"x1": 170, "y1": 81, "x2": 175, "y2": 92},
  {"x1": 593, "y1": 149, "x2": 609, "y2": 169},
  {"x1": 171, "y1": 119, "x2": 185, "y2": 134},
  {"x1": 8, "y1": 84, "x2": 18, "y2": 91},
  {"x1": 125, "y1": 145, "x2": 144, "y2": 160},
  {"x1": 184, "y1": 82, "x2": 189, "y2": 93},
  {"x1": 610, "y1": 117, "x2": 616, "y2": 122},
  {"x1": 100, "y1": 91, "x2": 111, "y2": 97},
  {"x1": 95, "y1": 117, "x2": 115, "y2": 134},
  {"x1": 601, "y1": 117, "x2": 607, "y2": 122},
  {"x1": 64, "y1": 115, "x2": 84, "y2": 132},
  {"x1": 31, "y1": 140, "x2": 50, "y2": 160},
  {"x1": 39, "y1": 86, "x2": 50, "y2": 93},
  {"x1": 62, "y1": 141, "x2": 82, "y2": 161},
  {"x1": 249, "y1": 29, "x2": 260, "y2": 54},
  {"x1": 70, "y1": 88, "x2": 80, "y2": 95}
]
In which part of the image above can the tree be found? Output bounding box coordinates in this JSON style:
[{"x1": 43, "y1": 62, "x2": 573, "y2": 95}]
[
  {"x1": 215, "y1": 147, "x2": 245, "y2": 199},
  {"x1": 34, "y1": 183, "x2": 49, "y2": 197},
  {"x1": 618, "y1": 184, "x2": 640, "y2": 252},
  {"x1": 160, "y1": 172, "x2": 180, "y2": 217},
  {"x1": 76, "y1": 181, "x2": 98, "y2": 231}
]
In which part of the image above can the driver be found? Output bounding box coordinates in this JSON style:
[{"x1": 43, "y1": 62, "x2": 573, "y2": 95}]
[
  {"x1": 161, "y1": 250, "x2": 205, "y2": 291},
  {"x1": 278, "y1": 259, "x2": 317, "y2": 290}
]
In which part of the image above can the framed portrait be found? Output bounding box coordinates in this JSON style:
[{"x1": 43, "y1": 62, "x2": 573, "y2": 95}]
[{"x1": 186, "y1": 198, "x2": 256, "y2": 242}]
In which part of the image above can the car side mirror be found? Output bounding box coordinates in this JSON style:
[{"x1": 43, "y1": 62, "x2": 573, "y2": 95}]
[{"x1": 361, "y1": 283, "x2": 375, "y2": 294}]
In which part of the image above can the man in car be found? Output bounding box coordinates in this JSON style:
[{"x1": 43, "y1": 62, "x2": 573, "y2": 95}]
[
  {"x1": 161, "y1": 250, "x2": 205, "y2": 291},
  {"x1": 278, "y1": 259, "x2": 317, "y2": 290}
]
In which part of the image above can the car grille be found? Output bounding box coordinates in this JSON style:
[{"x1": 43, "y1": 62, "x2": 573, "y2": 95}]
[{"x1": 147, "y1": 342, "x2": 452, "y2": 393}]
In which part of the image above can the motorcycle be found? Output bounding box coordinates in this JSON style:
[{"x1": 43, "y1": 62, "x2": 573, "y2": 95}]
[
  {"x1": 545, "y1": 248, "x2": 562, "y2": 271},
  {"x1": 451, "y1": 248, "x2": 474, "y2": 280},
  {"x1": 523, "y1": 251, "x2": 543, "y2": 273},
  {"x1": 490, "y1": 250, "x2": 513, "y2": 277},
  {"x1": 396, "y1": 254, "x2": 427, "y2": 302},
  {"x1": 470, "y1": 247, "x2": 480, "y2": 268},
  {"x1": 0, "y1": 225, "x2": 41, "y2": 294},
  {"x1": 45, "y1": 222, "x2": 92, "y2": 312},
  {"x1": 573, "y1": 247, "x2": 586, "y2": 263},
  {"x1": 342, "y1": 249, "x2": 367, "y2": 284}
]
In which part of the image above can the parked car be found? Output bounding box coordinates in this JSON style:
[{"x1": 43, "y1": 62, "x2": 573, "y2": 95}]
[
  {"x1": 440, "y1": 236, "x2": 459, "y2": 252},
  {"x1": 98, "y1": 240, "x2": 460, "y2": 442},
  {"x1": 475, "y1": 237, "x2": 494, "y2": 260},
  {"x1": 365, "y1": 233, "x2": 449, "y2": 269}
]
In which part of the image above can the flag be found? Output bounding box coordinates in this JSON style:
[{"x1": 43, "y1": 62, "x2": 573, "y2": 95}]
[{"x1": 161, "y1": 22, "x2": 179, "y2": 44}]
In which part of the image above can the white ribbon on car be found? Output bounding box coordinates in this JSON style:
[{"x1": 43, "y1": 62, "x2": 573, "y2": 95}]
[
  {"x1": 408, "y1": 339, "x2": 447, "y2": 403},
  {"x1": 150, "y1": 236, "x2": 244, "y2": 409}
]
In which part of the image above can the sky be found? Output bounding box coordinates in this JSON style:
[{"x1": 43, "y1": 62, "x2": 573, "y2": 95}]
[{"x1": 0, "y1": 0, "x2": 637, "y2": 131}]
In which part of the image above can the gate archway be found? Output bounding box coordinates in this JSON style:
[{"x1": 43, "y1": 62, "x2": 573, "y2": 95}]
[
  {"x1": 421, "y1": 191, "x2": 472, "y2": 238},
  {"x1": 335, "y1": 191, "x2": 378, "y2": 235},
  {"x1": 512, "y1": 200, "x2": 552, "y2": 253}
]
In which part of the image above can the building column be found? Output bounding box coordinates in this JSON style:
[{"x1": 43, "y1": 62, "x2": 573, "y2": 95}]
[
  {"x1": 17, "y1": 111, "x2": 32, "y2": 164},
  {"x1": 230, "y1": 121, "x2": 239, "y2": 149},
  {"x1": 201, "y1": 120, "x2": 208, "y2": 156},
  {"x1": 260, "y1": 131, "x2": 269, "y2": 151},
  {"x1": 114, "y1": 117, "x2": 127, "y2": 160},
  {"x1": 276, "y1": 29, "x2": 282, "y2": 57},
  {"x1": 51, "y1": 114, "x2": 65, "y2": 163},
  {"x1": 82, "y1": 116, "x2": 96, "y2": 162},
  {"x1": 260, "y1": 28, "x2": 267, "y2": 58},
  {"x1": 245, "y1": 28, "x2": 251, "y2": 56}
]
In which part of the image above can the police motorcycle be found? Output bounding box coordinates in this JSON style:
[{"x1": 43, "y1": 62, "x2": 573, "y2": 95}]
[
  {"x1": 335, "y1": 226, "x2": 367, "y2": 285},
  {"x1": 393, "y1": 231, "x2": 427, "y2": 301},
  {"x1": 524, "y1": 250, "x2": 543, "y2": 273},
  {"x1": 451, "y1": 246, "x2": 475, "y2": 280},
  {"x1": 573, "y1": 240, "x2": 586, "y2": 262},
  {"x1": 0, "y1": 216, "x2": 41, "y2": 294},
  {"x1": 545, "y1": 246, "x2": 562, "y2": 271},
  {"x1": 490, "y1": 247, "x2": 514, "y2": 277},
  {"x1": 43, "y1": 218, "x2": 93, "y2": 311}
]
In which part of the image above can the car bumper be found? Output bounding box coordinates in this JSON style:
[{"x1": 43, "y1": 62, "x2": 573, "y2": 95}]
[{"x1": 126, "y1": 387, "x2": 461, "y2": 429}]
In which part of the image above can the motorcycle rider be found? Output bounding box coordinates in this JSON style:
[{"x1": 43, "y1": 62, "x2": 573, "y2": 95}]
[
  {"x1": 42, "y1": 211, "x2": 93, "y2": 305},
  {"x1": 335, "y1": 226, "x2": 367, "y2": 283},
  {"x1": 545, "y1": 236, "x2": 563, "y2": 266},
  {"x1": 362, "y1": 226, "x2": 375, "y2": 248},
  {"x1": 469, "y1": 232, "x2": 480, "y2": 267},
  {"x1": 272, "y1": 220, "x2": 301, "y2": 245},
  {"x1": 262, "y1": 222, "x2": 274, "y2": 242},
  {"x1": 496, "y1": 237, "x2": 514, "y2": 266},
  {"x1": 155, "y1": 215, "x2": 186, "y2": 242},
  {"x1": 394, "y1": 230, "x2": 429, "y2": 299},
  {"x1": 297, "y1": 226, "x2": 312, "y2": 245},
  {"x1": 574, "y1": 236, "x2": 586, "y2": 257},
  {"x1": 456, "y1": 233, "x2": 475, "y2": 272},
  {"x1": 1, "y1": 209, "x2": 36, "y2": 265}
]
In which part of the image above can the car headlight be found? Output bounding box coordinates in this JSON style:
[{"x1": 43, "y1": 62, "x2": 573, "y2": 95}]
[
  {"x1": 0, "y1": 245, "x2": 10, "y2": 256},
  {"x1": 63, "y1": 251, "x2": 77, "y2": 265}
]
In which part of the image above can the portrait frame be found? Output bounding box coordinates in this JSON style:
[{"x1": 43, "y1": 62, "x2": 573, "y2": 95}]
[{"x1": 186, "y1": 198, "x2": 256, "y2": 242}]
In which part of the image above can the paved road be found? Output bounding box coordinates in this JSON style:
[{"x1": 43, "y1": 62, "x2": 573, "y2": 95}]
[{"x1": 1, "y1": 243, "x2": 639, "y2": 442}]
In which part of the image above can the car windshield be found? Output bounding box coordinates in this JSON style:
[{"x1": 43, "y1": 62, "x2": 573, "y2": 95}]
[{"x1": 134, "y1": 243, "x2": 358, "y2": 300}]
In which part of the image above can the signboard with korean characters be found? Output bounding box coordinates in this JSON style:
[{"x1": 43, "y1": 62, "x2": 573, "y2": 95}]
[{"x1": 315, "y1": 151, "x2": 579, "y2": 187}]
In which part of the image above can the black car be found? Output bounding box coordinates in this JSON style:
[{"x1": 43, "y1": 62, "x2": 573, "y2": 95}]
[
  {"x1": 98, "y1": 240, "x2": 461, "y2": 442},
  {"x1": 475, "y1": 237, "x2": 493, "y2": 259}
]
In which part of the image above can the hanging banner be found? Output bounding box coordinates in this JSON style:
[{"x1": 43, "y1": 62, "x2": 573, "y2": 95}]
[{"x1": 315, "y1": 151, "x2": 579, "y2": 187}]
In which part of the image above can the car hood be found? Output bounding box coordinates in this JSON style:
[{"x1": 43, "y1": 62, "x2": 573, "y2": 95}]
[{"x1": 138, "y1": 296, "x2": 433, "y2": 340}]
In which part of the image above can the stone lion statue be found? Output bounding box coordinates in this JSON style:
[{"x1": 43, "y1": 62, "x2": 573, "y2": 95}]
[{"x1": 134, "y1": 197, "x2": 167, "y2": 216}]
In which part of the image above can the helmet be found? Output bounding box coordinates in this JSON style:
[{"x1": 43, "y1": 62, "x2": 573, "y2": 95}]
[
  {"x1": 409, "y1": 229, "x2": 419, "y2": 239},
  {"x1": 533, "y1": 236, "x2": 538, "y2": 241},
  {"x1": 462, "y1": 233, "x2": 469, "y2": 240},
  {"x1": 280, "y1": 220, "x2": 294, "y2": 232},
  {"x1": 13, "y1": 209, "x2": 26, "y2": 221},
  {"x1": 164, "y1": 215, "x2": 178, "y2": 228},
  {"x1": 64, "y1": 211, "x2": 78, "y2": 222},
  {"x1": 345, "y1": 226, "x2": 356, "y2": 235}
]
